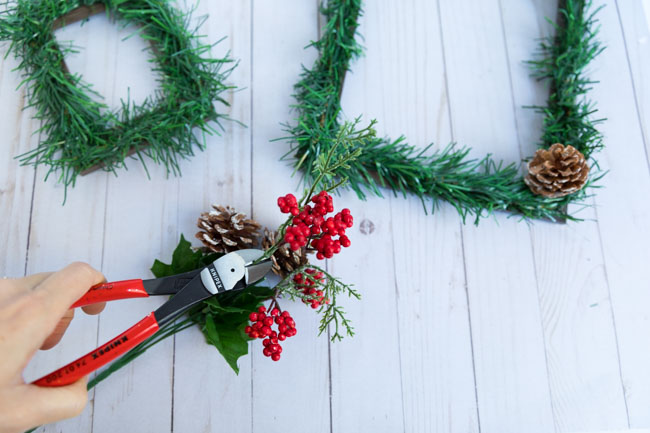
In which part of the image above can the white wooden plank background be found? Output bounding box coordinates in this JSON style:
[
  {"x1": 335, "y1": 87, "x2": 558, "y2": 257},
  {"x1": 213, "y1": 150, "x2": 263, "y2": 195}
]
[{"x1": 1, "y1": 1, "x2": 649, "y2": 432}]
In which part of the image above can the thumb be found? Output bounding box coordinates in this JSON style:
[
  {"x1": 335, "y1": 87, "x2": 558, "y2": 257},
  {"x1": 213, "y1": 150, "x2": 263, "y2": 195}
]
[{"x1": 0, "y1": 377, "x2": 88, "y2": 433}]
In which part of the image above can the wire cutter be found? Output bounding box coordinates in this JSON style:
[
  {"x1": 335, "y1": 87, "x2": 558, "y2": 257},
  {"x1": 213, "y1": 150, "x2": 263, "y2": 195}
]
[{"x1": 34, "y1": 249, "x2": 272, "y2": 387}]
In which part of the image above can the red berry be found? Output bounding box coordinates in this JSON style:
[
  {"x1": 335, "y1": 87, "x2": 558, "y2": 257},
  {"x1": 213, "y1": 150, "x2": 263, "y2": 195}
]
[
  {"x1": 263, "y1": 347, "x2": 272, "y2": 357},
  {"x1": 263, "y1": 317, "x2": 274, "y2": 326},
  {"x1": 258, "y1": 305, "x2": 266, "y2": 313},
  {"x1": 281, "y1": 311, "x2": 291, "y2": 318},
  {"x1": 278, "y1": 333, "x2": 287, "y2": 341},
  {"x1": 271, "y1": 353, "x2": 281, "y2": 361},
  {"x1": 249, "y1": 312, "x2": 257, "y2": 321},
  {"x1": 245, "y1": 326, "x2": 252, "y2": 333},
  {"x1": 271, "y1": 308, "x2": 280, "y2": 317},
  {"x1": 263, "y1": 338, "x2": 271, "y2": 347}
]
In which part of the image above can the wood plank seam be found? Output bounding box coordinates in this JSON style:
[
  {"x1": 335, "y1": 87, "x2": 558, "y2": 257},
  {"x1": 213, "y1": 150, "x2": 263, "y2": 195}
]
[
  {"x1": 613, "y1": 0, "x2": 650, "y2": 171},
  {"x1": 592, "y1": 197, "x2": 632, "y2": 427},
  {"x1": 388, "y1": 199, "x2": 408, "y2": 432},
  {"x1": 315, "y1": 3, "x2": 339, "y2": 432},
  {"x1": 433, "y1": 1, "x2": 483, "y2": 431}
]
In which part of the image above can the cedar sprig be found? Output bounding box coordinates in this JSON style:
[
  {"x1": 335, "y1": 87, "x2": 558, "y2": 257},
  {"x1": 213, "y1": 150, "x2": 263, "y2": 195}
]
[
  {"x1": 275, "y1": 264, "x2": 360, "y2": 341},
  {"x1": 0, "y1": 0, "x2": 236, "y2": 189},
  {"x1": 285, "y1": 0, "x2": 604, "y2": 223}
]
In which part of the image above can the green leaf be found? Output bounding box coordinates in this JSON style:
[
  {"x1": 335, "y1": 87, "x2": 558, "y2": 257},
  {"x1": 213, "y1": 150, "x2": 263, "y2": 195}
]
[
  {"x1": 151, "y1": 259, "x2": 174, "y2": 278},
  {"x1": 151, "y1": 234, "x2": 203, "y2": 278},
  {"x1": 171, "y1": 234, "x2": 204, "y2": 273},
  {"x1": 200, "y1": 252, "x2": 222, "y2": 266},
  {"x1": 202, "y1": 314, "x2": 249, "y2": 374},
  {"x1": 198, "y1": 285, "x2": 274, "y2": 373}
]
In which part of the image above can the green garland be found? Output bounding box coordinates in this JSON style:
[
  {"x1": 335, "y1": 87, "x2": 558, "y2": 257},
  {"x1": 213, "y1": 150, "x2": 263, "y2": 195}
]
[
  {"x1": 286, "y1": 0, "x2": 605, "y2": 223},
  {"x1": 0, "y1": 0, "x2": 235, "y2": 188}
]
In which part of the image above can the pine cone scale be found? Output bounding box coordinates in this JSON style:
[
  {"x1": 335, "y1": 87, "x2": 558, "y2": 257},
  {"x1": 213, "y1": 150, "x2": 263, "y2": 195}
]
[
  {"x1": 196, "y1": 205, "x2": 261, "y2": 253},
  {"x1": 525, "y1": 143, "x2": 589, "y2": 198}
]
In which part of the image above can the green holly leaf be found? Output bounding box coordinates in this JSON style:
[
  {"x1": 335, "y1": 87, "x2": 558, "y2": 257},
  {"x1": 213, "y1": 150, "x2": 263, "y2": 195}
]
[
  {"x1": 151, "y1": 234, "x2": 204, "y2": 278},
  {"x1": 200, "y1": 252, "x2": 222, "y2": 267},
  {"x1": 199, "y1": 285, "x2": 274, "y2": 373},
  {"x1": 171, "y1": 234, "x2": 204, "y2": 273},
  {"x1": 151, "y1": 259, "x2": 174, "y2": 278},
  {"x1": 202, "y1": 313, "x2": 249, "y2": 374}
]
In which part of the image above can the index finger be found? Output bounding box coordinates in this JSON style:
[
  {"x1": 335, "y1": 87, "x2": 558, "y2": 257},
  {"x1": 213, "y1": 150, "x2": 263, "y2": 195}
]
[{"x1": 34, "y1": 262, "x2": 105, "y2": 322}]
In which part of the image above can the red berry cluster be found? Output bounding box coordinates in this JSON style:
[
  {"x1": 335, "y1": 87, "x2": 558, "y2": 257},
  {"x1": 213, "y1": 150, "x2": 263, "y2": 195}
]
[
  {"x1": 294, "y1": 269, "x2": 329, "y2": 309},
  {"x1": 279, "y1": 191, "x2": 354, "y2": 259},
  {"x1": 277, "y1": 194, "x2": 299, "y2": 216},
  {"x1": 245, "y1": 306, "x2": 296, "y2": 361}
]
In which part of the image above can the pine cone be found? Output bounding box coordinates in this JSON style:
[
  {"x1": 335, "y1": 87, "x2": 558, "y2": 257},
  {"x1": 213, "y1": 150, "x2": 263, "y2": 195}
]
[
  {"x1": 525, "y1": 143, "x2": 589, "y2": 198},
  {"x1": 262, "y1": 229, "x2": 310, "y2": 278},
  {"x1": 196, "y1": 205, "x2": 261, "y2": 253}
]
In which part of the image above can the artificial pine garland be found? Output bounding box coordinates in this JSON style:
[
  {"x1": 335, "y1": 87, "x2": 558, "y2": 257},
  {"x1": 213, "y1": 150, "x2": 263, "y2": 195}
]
[
  {"x1": 0, "y1": 0, "x2": 235, "y2": 188},
  {"x1": 285, "y1": 0, "x2": 604, "y2": 223}
]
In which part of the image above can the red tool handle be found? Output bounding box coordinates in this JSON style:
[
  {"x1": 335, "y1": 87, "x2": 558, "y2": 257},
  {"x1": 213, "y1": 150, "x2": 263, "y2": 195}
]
[
  {"x1": 33, "y1": 313, "x2": 160, "y2": 387},
  {"x1": 71, "y1": 279, "x2": 149, "y2": 308}
]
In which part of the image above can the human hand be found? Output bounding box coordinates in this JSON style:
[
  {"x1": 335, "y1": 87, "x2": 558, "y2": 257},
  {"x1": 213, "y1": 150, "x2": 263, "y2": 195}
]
[{"x1": 0, "y1": 263, "x2": 106, "y2": 433}]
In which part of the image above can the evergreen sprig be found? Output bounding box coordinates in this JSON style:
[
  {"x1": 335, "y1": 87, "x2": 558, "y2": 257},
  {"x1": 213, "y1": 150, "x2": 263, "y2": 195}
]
[
  {"x1": 285, "y1": 0, "x2": 604, "y2": 223},
  {"x1": 0, "y1": 0, "x2": 235, "y2": 189},
  {"x1": 276, "y1": 264, "x2": 360, "y2": 341}
]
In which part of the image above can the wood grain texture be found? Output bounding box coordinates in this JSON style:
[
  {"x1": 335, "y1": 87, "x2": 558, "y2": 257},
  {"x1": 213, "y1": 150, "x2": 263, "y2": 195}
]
[
  {"x1": 590, "y1": 0, "x2": 650, "y2": 428},
  {"x1": 0, "y1": 1, "x2": 647, "y2": 432},
  {"x1": 0, "y1": 52, "x2": 34, "y2": 278},
  {"x1": 336, "y1": 1, "x2": 478, "y2": 432},
  {"x1": 615, "y1": 0, "x2": 650, "y2": 161},
  {"x1": 438, "y1": 1, "x2": 555, "y2": 432},
  {"x1": 501, "y1": 0, "x2": 629, "y2": 431}
]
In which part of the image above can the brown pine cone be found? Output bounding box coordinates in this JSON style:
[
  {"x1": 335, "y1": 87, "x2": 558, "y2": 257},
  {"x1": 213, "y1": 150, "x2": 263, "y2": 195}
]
[
  {"x1": 195, "y1": 205, "x2": 261, "y2": 253},
  {"x1": 524, "y1": 143, "x2": 589, "y2": 198},
  {"x1": 262, "y1": 229, "x2": 310, "y2": 278}
]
